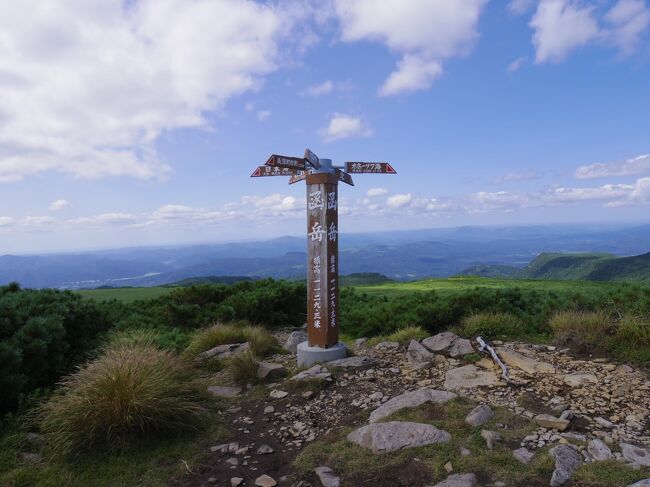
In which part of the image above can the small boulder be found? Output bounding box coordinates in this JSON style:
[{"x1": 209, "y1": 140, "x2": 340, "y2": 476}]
[
  {"x1": 314, "y1": 466, "x2": 341, "y2": 487},
  {"x1": 369, "y1": 389, "x2": 457, "y2": 423},
  {"x1": 550, "y1": 445, "x2": 582, "y2": 487},
  {"x1": 231, "y1": 478, "x2": 244, "y2": 487},
  {"x1": 444, "y1": 365, "x2": 502, "y2": 390},
  {"x1": 621, "y1": 443, "x2": 650, "y2": 467},
  {"x1": 428, "y1": 473, "x2": 478, "y2": 487},
  {"x1": 257, "y1": 362, "x2": 287, "y2": 382},
  {"x1": 269, "y1": 390, "x2": 288, "y2": 399},
  {"x1": 563, "y1": 373, "x2": 598, "y2": 388},
  {"x1": 255, "y1": 474, "x2": 277, "y2": 487},
  {"x1": 347, "y1": 421, "x2": 451, "y2": 453},
  {"x1": 448, "y1": 338, "x2": 474, "y2": 357},
  {"x1": 284, "y1": 331, "x2": 307, "y2": 353},
  {"x1": 513, "y1": 447, "x2": 535, "y2": 465},
  {"x1": 497, "y1": 348, "x2": 556, "y2": 374},
  {"x1": 406, "y1": 340, "x2": 435, "y2": 369},
  {"x1": 422, "y1": 332, "x2": 458, "y2": 352},
  {"x1": 587, "y1": 439, "x2": 612, "y2": 461},
  {"x1": 257, "y1": 444, "x2": 274, "y2": 455},
  {"x1": 465, "y1": 405, "x2": 494, "y2": 427},
  {"x1": 535, "y1": 414, "x2": 571, "y2": 431},
  {"x1": 326, "y1": 356, "x2": 377, "y2": 370}
]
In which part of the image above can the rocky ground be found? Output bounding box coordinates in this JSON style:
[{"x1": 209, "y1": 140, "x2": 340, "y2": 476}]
[{"x1": 176, "y1": 329, "x2": 650, "y2": 487}]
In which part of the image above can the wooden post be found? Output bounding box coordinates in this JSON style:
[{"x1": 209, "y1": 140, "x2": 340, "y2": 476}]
[{"x1": 306, "y1": 172, "x2": 339, "y2": 348}]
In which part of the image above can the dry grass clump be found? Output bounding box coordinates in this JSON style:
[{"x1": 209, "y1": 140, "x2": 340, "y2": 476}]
[
  {"x1": 366, "y1": 326, "x2": 428, "y2": 346},
  {"x1": 229, "y1": 352, "x2": 260, "y2": 388},
  {"x1": 185, "y1": 323, "x2": 278, "y2": 358},
  {"x1": 40, "y1": 342, "x2": 208, "y2": 457},
  {"x1": 550, "y1": 310, "x2": 611, "y2": 353}
]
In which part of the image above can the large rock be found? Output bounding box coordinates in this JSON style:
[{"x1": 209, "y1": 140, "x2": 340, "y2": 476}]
[
  {"x1": 628, "y1": 480, "x2": 650, "y2": 487},
  {"x1": 314, "y1": 466, "x2": 340, "y2": 487},
  {"x1": 535, "y1": 414, "x2": 571, "y2": 431},
  {"x1": 621, "y1": 443, "x2": 650, "y2": 467},
  {"x1": 444, "y1": 365, "x2": 502, "y2": 390},
  {"x1": 207, "y1": 385, "x2": 240, "y2": 398},
  {"x1": 587, "y1": 439, "x2": 612, "y2": 461},
  {"x1": 422, "y1": 332, "x2": 458, "y2": 352},
  {"x1": 563, "y1": 373, "x2": 598, "y2": 388},
  {"x1": 550, "y1": 445, "x2": 582, "y2": 487},
  {"x1": 369, "y1": 389, "x2": 458, "y2": 423},
  {"x1": 448, "y1": 338, "x2": 474, "y2": 357},
  {"x1": 347, "y1": 421, "x2": 451, "y2": 453},
  {"x1": 496, "y1": 348, "x2": 556, "y2": 374},
  {"x1": 465, "y1": 405, "x2": 494, "y2": 427},
  {"x1": 428, "y1": 473, "x2": 478, "y2": 487},
  {"x1": 291, "y1": 365, "x2": 332, "y2": 381},
  {"x1": 284, "y1": 331, "x2": 307, "y2": 354},
  {"x1": 198, "y1": 342, "x2": 249, "y2": 360},
  {"x1": 257, "y1": 362, "x2": 287, "y2": 382},
  {"x1": 406, "y1": 340, "x2": 435, "y2": 369},
  {"x1": 326, "y1": 356, "x2": 377, "y2": 370}
]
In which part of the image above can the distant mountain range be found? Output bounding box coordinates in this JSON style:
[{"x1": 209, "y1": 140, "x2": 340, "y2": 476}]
[
  {"x1": 463, "y1": 251, "x2": 650, "y2": 282},
  {"x1": 2, "y1": 223, "x2": 650, "y2": 289}
]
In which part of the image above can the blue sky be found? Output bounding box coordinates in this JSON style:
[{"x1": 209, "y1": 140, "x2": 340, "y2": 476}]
[{"x1": 1, "y1": 0, "x2": 649, "y2": 253}]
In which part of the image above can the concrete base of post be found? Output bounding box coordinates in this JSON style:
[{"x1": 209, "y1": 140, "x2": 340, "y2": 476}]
[{"x1": 296, "y1": 341, "x2": 347, "y2": 368}]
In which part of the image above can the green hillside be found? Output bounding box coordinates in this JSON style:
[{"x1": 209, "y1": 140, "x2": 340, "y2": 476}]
[
  {"x1": 164, "y1": 275, "x2": 254, "y2": 287},
  {"x1": 519, "y1": 252, "x2": 650, "y2": 281}
]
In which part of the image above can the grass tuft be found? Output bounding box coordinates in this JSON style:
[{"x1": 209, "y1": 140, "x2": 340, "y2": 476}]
[
  {"x1": 550, "y1": 310, "x2": 611, "y2": 354},
  {"x1": 184, "y1": 323, "x2": 279, "y2": 359},
  {"x1": 611, "y1": 314, "x2": 650, "y2": 364},
  {"x1": 366, "y1": 326, "x2": 428, "y2": 346},
  {"x1": 229, "y1": 352, "x2": 260, "y2": 388},
  {"x1": 39, "y1": 342, "x2": 208, "y2": 457}
]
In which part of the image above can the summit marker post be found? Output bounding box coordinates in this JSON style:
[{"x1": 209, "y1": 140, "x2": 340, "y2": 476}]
[{"x1": 251, "y1": 150, "x2": 396, "y2": 366}]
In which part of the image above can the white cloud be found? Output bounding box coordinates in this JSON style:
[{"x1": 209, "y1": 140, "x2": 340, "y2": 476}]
[
  {"x1": 386, "y1": 193, "x2": 412, "y2": 208},
  {"x1": 496, "y1": 170, "x2": 541, "y2": 183},
  {"x1": 631, "y1": 177, "x2": 650, "y2": 201},
  {"x1": 20, "y1": 216, "x2": 56, "y2": 227},
  {"x1": 507, "y1": 56, "x2": 527, "y2": 73},
  {"x1": 49, "y1": 199, "x2": 71, "y2": 211},
  {"x1": 301, "y1": 80, "x2": 334, "y2": 96},
  {"x1": 530, "y1": 0, "x2": 600, "y2": 63},
  {"x1": 508, "y1": 0, "x2": 535, "y2": 15},
  {"x1": 320, "y1": 113, "x2": 373, "y2": 142},
  {"x1": 0, "y1": 217, "x2": 15, "y2": 227},
  {"x1": 241, "y1": 194, "x2": 301, "y2": 212},
  {"x1": 379, "y1": 54, "x2": 443, "y2": 96},
  {"x1": 575, "y1": 154, "x2": 650, "y2": 179},
  {"x1": 0, "y1": 0, "x2": 295, "y2": 183},
  {"x1": 256, "y1": 110, "x2": 271, "y2": 121},
  {"x1": 604, "y1": 0, "x2": 650, "y2": 55},
  {"x1": 366, "y1": 187, "x2": 388, "y2": 197},
  {"x1": 547, "y1": 183, "x2": 634, "y2": 203},
  {"x1": 335, "y1": 0, "x2": 488, "y2": 95}
]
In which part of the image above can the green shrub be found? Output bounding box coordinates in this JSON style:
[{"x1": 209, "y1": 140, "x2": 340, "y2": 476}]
[
  {"x1": 611, "y1": 314, "x2": 650, "y2": 364},
  {"x1": 550, "y1": 311, "x2": 611, "y2": 353},
  {"x1": 229, "y1": 352, "x2": 260, "y2": 388},
  {"x1": 39, "y1": 342, "x2": 208, "y2": 457},
  {"x1": 184, "y1": 323, "x2": 279, "y2": 359},
  {"x1": 459, "y1": 312, "x2": 526, "y2": 339}
]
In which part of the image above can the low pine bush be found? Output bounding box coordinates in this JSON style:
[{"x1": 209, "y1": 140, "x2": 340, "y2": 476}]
[
  {"x1": 550, "y1": 310, "x2": 611, "y2": 353},
  {"x1": 459, "y1": 312, "x2": 525, "y2": 339},
  {"x1": 185, "y1": 323, "x2": 278, "y2": 358},
  {"x1": 39, "y1": 342, "x2": 208, "y2": 457}
]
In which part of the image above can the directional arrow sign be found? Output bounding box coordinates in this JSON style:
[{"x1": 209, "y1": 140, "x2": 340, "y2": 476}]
[
  {"x1": 335, "y1": 168, "x2": 354, "y2": 186},
  {"x1": 251, "y1": 166, "x2": 297, "y2": 177},
  {"x1": 288, "y1": 171, "x2": 307, "y2": 185},
  {"x1": 266, "y1": 155, "x2": 306, "y2": 171},
  {"x1": 304, "y1": 149, "x2": 320, "y2": 169},
  {"x1": 345, "y1": 162, "x2": 396, "y2": 174}
]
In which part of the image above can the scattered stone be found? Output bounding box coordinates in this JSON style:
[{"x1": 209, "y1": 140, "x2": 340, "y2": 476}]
[
  {"x1": 375, "y1": 341, "x2": 400, "y2": 350},
  {"x1": 284, "y1": 331, "x2": 307, "y2": 353},
  {"x1": 497, "y1": 348, "x2": 556, "y2": 374},
  {"x1": 210, "y1": 442, "x2": 239, "y2": 453},
  {"x1": 444, "y1": 364, "x2": 502, "y2": 390},
  {"x1": 199, "y1": 342, "x2": 249, "y2": 360},
  {"x1": 460, "y1": 447, "x2": 471, "y2": 457},
  {"x1": 257, "y1": 362, "x2": 287, "y2": 381},
  {"x1": 621, "y1": 443, "x2": 650, "y2": 467},
  {"x1": 355, "y1": 337, "x2": 368, "y2": 347},
  {"x1": 314, "y1": 466, "x2": 341, "y2": 487},
  {"x1": 269, "y1": 390, "x2": 288, "y2": 399},
  {"x1": 207, "y1": 478, "x2": 217, "y2": 485},
  {"x1": 594, "y1": 417, "x2": 615, "y2": 429},
  {"x1": 429, "y1": 473, "x2": 478, "y2": 487},
  {"x1": 481, "y1": 430, "x2": 501, "y2": 449},
  {"x1": 465, "y1": 404, "x2": 494, "y2": 427},
  {"x1": 550, "y1": 445, "x2": 582, "y2": 487},
  {"x1": 447, "y1": 338, "x2": 474, "y2": 357},
  {"x1": 563, "y1": 373, "x2": 598, "y2": 388},
  {"x1": 535, "y1": 414, "x2": 571, "y2": 431},
  {"x1": 347, "y1": 421, "x2": 451, "y2": 453},
  {"x1": 513, "y1": 447, "x2": 535, "y2": 465},
  {"x1": 422, "y1": 332, "x2": 458, "y2": 352},
  {"x1": 207, "y1": 385, "x2": 240, "y2": 398},
  {"x1": 231, "y1": 478, "x2": 244, "y2": 487},
  {"x1": 587, "y1": 439, "x2": 612, "y2": 461},
  {"x1": 369, "y1": 389, "x2": 458, "y2": 423},
  {"x1": 291, "y1": 364, "x2": 332, "y2": 381},
  {"x1": 628, "y1": 480, "x2": 650, "y2": 487},
  {"x1": 225, "y1": 457, "x2": 239, "y2": 466},
  {"x1": 326, "y1": 356, "x2": 377, "y2": 370},
  {"x1": 615, "y1": 364, "x2": 634, "y2": 375},
  {"x1": 257, "y1": 444, "x2": 274, "y2": 455},
  {"x1": 264, "y1": 405, "x2": 275, "y2": 414},
  {"x1": 406, "y1": 340, "x2": 435, "y2": 369},
  {"x1": 444, "y1": 461, "x2": 453, "y2": 473},
  {"x1": 255, "y1": 474, "x2": 277, "y2": 487}
]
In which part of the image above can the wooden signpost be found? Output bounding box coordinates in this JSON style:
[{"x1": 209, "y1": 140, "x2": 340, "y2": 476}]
[{"x1": 252, "y1": 150, "x2": 396, "y2": 358}]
